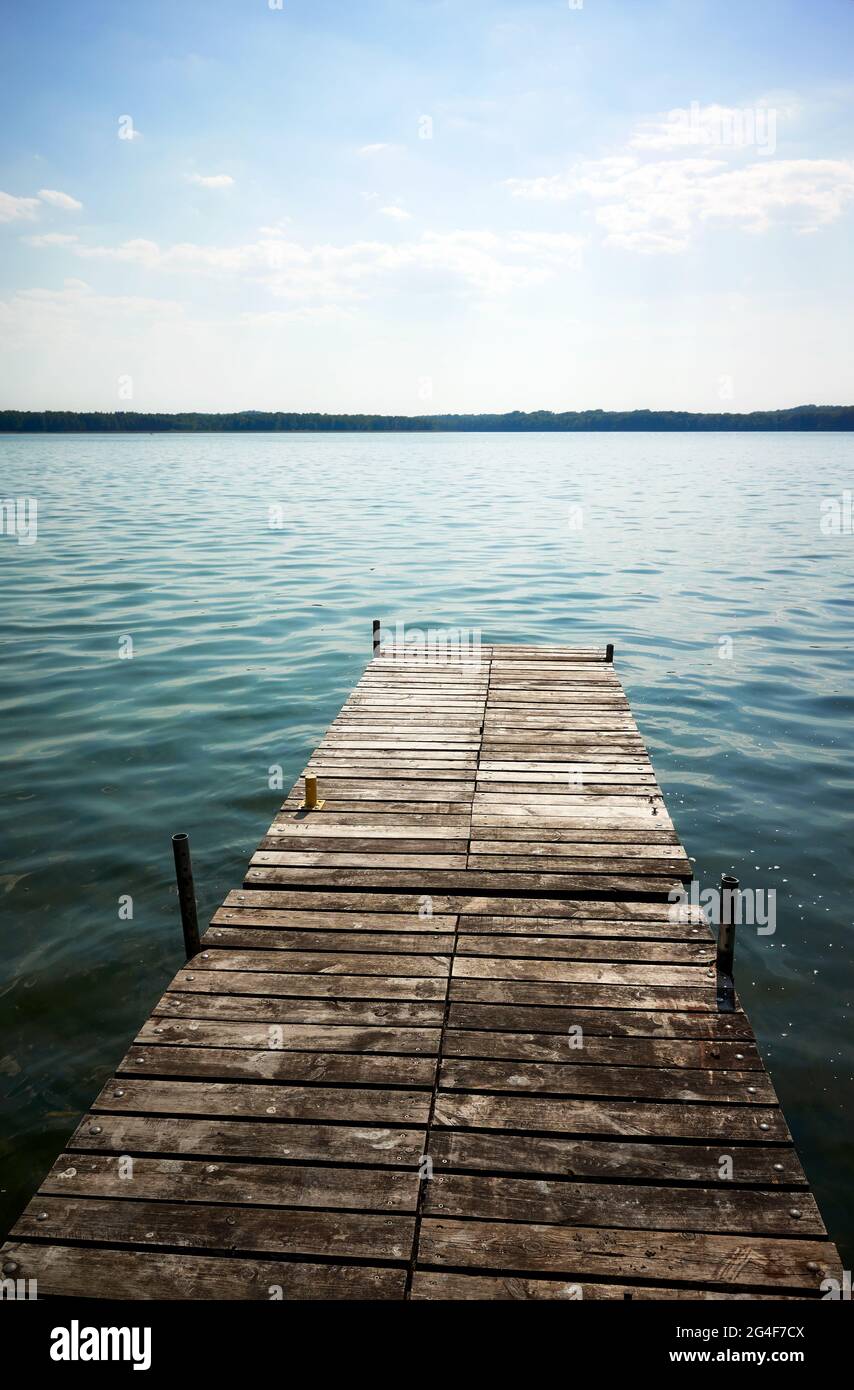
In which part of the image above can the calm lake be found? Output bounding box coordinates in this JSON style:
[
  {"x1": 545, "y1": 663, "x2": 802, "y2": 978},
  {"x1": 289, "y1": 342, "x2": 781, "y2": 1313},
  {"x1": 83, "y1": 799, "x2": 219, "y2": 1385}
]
[{"x1": 1, "y1": 431, "x2": 852, "y2": 1261}]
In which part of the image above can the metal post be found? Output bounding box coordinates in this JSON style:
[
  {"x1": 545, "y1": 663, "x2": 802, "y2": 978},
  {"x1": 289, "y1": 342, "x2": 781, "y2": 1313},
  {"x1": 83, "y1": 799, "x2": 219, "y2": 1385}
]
[
  {"x1": 605, "y1": 643, "x2": 614, "y2": 663},
  {"x1": 716, "y1": 873, "x2": 739, "y2": 1012},
  {"x1": 304, "y1": 775, "x2": 318, "y2": 810},
  {"x1": 171, "y1": 832, "x2": 200, "y2": 960},
  {"x1": 372, "y1": 619, "x2": 381, "y2": 655}
]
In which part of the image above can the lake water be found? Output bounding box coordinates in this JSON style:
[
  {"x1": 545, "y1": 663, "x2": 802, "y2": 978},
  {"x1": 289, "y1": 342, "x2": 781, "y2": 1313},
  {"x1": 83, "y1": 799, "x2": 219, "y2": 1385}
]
[{"x1": 1, "y1": 431, "x2": 852, "y2": 1263}]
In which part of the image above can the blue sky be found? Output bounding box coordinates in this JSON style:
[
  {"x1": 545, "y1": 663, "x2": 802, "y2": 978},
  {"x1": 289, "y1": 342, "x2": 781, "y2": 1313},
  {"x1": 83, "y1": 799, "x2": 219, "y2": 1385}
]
[{"x1": 1, "y1": 0, "x2": 853, "y2": 413}]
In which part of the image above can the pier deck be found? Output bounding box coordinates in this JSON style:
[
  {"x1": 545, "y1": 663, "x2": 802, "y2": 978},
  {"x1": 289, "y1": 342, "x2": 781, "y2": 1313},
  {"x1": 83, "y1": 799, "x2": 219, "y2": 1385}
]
[{"x1": 2, "y1": 643, "x2": 842, "y2": 1299}]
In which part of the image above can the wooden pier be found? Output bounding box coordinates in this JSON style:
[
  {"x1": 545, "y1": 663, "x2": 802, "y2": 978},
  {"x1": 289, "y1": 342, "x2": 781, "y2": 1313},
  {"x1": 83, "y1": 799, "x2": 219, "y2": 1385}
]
[{"x1": 2, "y1": 640, "x2": 843, "y2": 1299}]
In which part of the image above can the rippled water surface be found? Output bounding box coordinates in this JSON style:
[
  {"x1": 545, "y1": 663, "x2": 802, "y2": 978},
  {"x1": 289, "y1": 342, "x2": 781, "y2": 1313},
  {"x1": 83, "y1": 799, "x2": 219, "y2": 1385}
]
[{"x1": 1, "y1": 432, "x2": 852, "y2": 1261}]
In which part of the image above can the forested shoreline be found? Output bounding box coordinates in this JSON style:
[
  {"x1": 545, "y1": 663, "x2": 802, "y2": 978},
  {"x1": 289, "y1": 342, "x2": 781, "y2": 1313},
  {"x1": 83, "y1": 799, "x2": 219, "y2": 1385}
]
[{"x1": 2, "y1": 405, "x2": 853, "y2": 432}]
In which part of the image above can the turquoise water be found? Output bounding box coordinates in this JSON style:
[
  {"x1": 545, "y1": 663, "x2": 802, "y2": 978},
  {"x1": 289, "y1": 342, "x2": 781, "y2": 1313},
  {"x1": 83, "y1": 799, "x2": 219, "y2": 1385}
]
[{"x1": 1, "y1": 431, "x2": 852, "y2": 1263}]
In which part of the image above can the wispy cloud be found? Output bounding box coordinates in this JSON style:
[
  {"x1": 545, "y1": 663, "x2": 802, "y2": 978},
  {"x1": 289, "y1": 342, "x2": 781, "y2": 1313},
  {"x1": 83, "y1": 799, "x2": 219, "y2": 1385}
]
[
  {"x1": 24, "y1": 232, "x2": 80, "y2": 247},
  {"x1": 505, "y1": 106, "x2": 854, "y2": 253},
  {"x1": 188, "y1": 173, "x2": 234, "y2": 188},
  {"x1": 0, "y1": 278, "x2": 185, "y2": 335},
  {"x1": 357, "y1": 142, "x2": 401, "y2": 157},
  {"x1": 37, "y1": 188, "x2": 83, "y2": 211},
  {"x1": 32, "y1": 227, "x2": 585, "y2": 302},
  {"x1": 379, "y1": 205, "x2": 412, "y2": 221},
  {"x1": 0, "y1": 192, "x2": 41, "y2": 223},
  {"x1": 1, "y1": 187, "x2": 82, "y2": 223}
]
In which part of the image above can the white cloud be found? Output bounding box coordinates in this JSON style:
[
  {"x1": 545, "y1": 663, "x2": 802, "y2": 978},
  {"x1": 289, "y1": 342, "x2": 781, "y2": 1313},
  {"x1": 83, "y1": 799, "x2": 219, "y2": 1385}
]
[
  {"x1": 0, "y1": 279, "x2": 185, "y2": 336},
  {"x1": 188, "y1": 173, "x2": 234, "y2": 188},
  {"x1": 357, "y1": 143, "x2": 401, "y2": 157},
  {"x1": 24, "y1": 232, "x2": 80, "y2": 248},
  {"x1": 506, "y1": 141, "x2": 854, "y2": 253},
  {"x1": 33, "y1": 226, "x2": 585, "y2": 302},
  {"x1": 258, "y1": 218, "x2": 293, "y2": 234},
  {"x1": 0, "y1": 191, "x2": 41, "y2": 223},
  {"x1": 629, "y1": 104, "x2": 782, "y2": 155},
  {"x1": 37, "y1": 188, "x2": 83, "y2": 211},
  {"x1": 379, "y1": 205, "x2": 412, "y2": 221},
  {"x1": 241, "y1": 305, "x2": 352, "y2": 325}
]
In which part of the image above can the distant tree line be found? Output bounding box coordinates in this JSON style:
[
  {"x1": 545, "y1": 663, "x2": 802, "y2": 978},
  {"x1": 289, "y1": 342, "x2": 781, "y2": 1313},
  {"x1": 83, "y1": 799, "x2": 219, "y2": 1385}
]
[{"x1": 1, "y1": 406, "x2": 853, "y2": 432}]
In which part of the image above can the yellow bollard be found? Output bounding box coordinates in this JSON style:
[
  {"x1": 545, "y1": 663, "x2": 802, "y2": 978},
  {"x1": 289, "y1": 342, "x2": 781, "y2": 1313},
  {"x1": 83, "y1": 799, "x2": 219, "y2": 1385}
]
[{"x1": 299, "y1": 774, "x2": 324, "y2": 811}]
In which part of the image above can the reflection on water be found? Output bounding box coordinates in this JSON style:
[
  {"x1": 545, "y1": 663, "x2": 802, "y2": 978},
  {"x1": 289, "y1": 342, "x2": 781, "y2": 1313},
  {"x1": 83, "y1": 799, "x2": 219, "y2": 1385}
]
[{"x1": 0, "y1": 431, "x2": 852, "y2": 1260}]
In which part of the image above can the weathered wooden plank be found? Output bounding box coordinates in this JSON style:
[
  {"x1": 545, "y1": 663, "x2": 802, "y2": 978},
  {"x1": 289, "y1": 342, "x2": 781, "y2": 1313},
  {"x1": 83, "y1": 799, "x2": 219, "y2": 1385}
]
[
  {"x1": 137, "y1": 1019, "x2": 442, "y2": 1053},
  {"x1": 433, "y1": 1092, "x2": 790, "y2": 1141},
  {"x1": 446, "y1": 1002, "x2": 751, "y2": 1038},
  {"x1": 117, "y1": 1044, "x2": 437, "y2": 1087},
  {"x1": 155, "y1": 993, "x2": 446, "y2": 1027},
  {"x1": 202, "y1": 927, "x2": 456, "y2": 954},
  {"x1": 251, "y1": 850, "x2": 469, "y2": 869},
  {"x1": 245, "y1": 865, "x2": 682, "y2": 896},
  {"x1": 449, "y1": 977, "x2": 720, "y2": 1009},
  {"x1": 189, "y1": 950, "x2": 450, "y2": 977},
  {"x1": 410, "y1": 1271, "x2": 795, "y2": 1301},
  {"x1": 443, "y1": 1029, "x2": 760, "y2": 1069},
  {"x1": 0, "y1": 1244, "x2": 407, "y2": 1300},
  {"x1": 416, "y1": 1219, "x2": 840, "y2": 1291},
  {"x1": 452, "y1": 957, "x2": 714, "y2": 987},
  {"x1": 208, "y1": 910, "x2": 454, "y2": 937},
  {"x1": 470, "y1": 840, "x2": 681, "y2": 857},
  {"x1": 456, "y1": 915, "x2": 709, "y2": 940},
  {"x1": 455, "y1": 936, "x2": 711, "y2": 963},
  {"x1": 465, "y1": 855, "x2": 688, "y2": 877},
  {"x1": 222, "y1": 889, "x2": 702, "y2": 919},
  {"x1": 13, "y1": 1197, "x2": 416, "y2": 1263},
  {"x1": 91, "y1": 1078, "x2": 432, "y2": 1124},
  {"x1": 43, "y1": 1154, "x2": 421, "y2": 1211},
  {"x1": 428, "y1": 1129, "x2": 807, "y2": 1184},
  {"x1": 423, "y1": 1174, "x2": 823, "y2": 1235},
  {"x1": 439, "y1": 1057, "x2": 775, "y2": 1103},
  {"x1": 70, "y1": 1113, "x2": 426, "y2": 1165},
  {"x1": 173, "y1": 970, "x2": 449, "y2": 1001}
]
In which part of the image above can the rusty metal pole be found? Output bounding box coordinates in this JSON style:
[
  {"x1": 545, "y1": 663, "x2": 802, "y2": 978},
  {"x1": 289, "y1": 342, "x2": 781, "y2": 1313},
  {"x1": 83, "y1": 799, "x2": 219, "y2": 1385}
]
[
  {"x1": 717, "y1": 873, "x2": 740, "y2": 1012},
  {"x1": 172, "y1": 833, "x2": 200, "y2": 960},
  {"x1": 605, "y1": 643, "x2": 614, "y2": 663}
]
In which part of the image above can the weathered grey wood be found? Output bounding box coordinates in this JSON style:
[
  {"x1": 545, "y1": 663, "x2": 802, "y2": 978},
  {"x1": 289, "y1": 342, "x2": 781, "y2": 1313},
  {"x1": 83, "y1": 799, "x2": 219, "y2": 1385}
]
[
  {"x1": 433, "y1": 1092, "x2": 791, "y2": 1140},
  {"x1": 8, "y1": 641, "x2": 840, "y2": 1304},
  {"x1": 427, "y1": 1129, "x2": 807, "y2": 1184},
  {"x1": 455, "y1": 935, "x2": 712, "y2": 963},
  {"x1": 117, "y1": 1043, "x2": 437, "y2": 1087},
  {"x1": 13, "y1": 1197, "x2": 416, "y2": 1263},
  {"x1": 423, "y1": 1174, "x2": 824, "y2": 1235},
  {"x1": 153, "y1": 993, "x2": 445, "y2": 1027},
  {"x1": 438, "y1": 1057, "x2": 775, "y2": 1102},
  {"x1": 0, "y1": 1243, "x2": 406, "y2": 1300},
  {"x1": 190, "y1": 949, "x2": 450, "y2": 977},
  {"x1": 173, "y1": 969, "x2": 449, "y2": 1000},
  {"x1": 43, "y1": 1154, "x2": 421, "y2": 1211},
  {"x1": 446, "y1": 1002, "x2": 751, "y2": 1037},
  {"x1": 137, "y1": 1019, "x2": 442, "y2": 1053},
  {"x1": 416, "y1": 1219, "x2": 840, "y2": 1291},
  {"x1": 443, "y1": 1028, "x2": 760, "y2": 1068},
  {"x1": 410, "y1": 1272, "x2": 796, "y2": 1300},
  {"x1": 91, "y1": 1078, "x2": 432, "y2": 1123},
  {"x1": 201, "y1": 927, "x2": 455, "y2": 955},
  {"x1": 70, "y1": 1114, "x2": 426, "y2": 1165}
]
